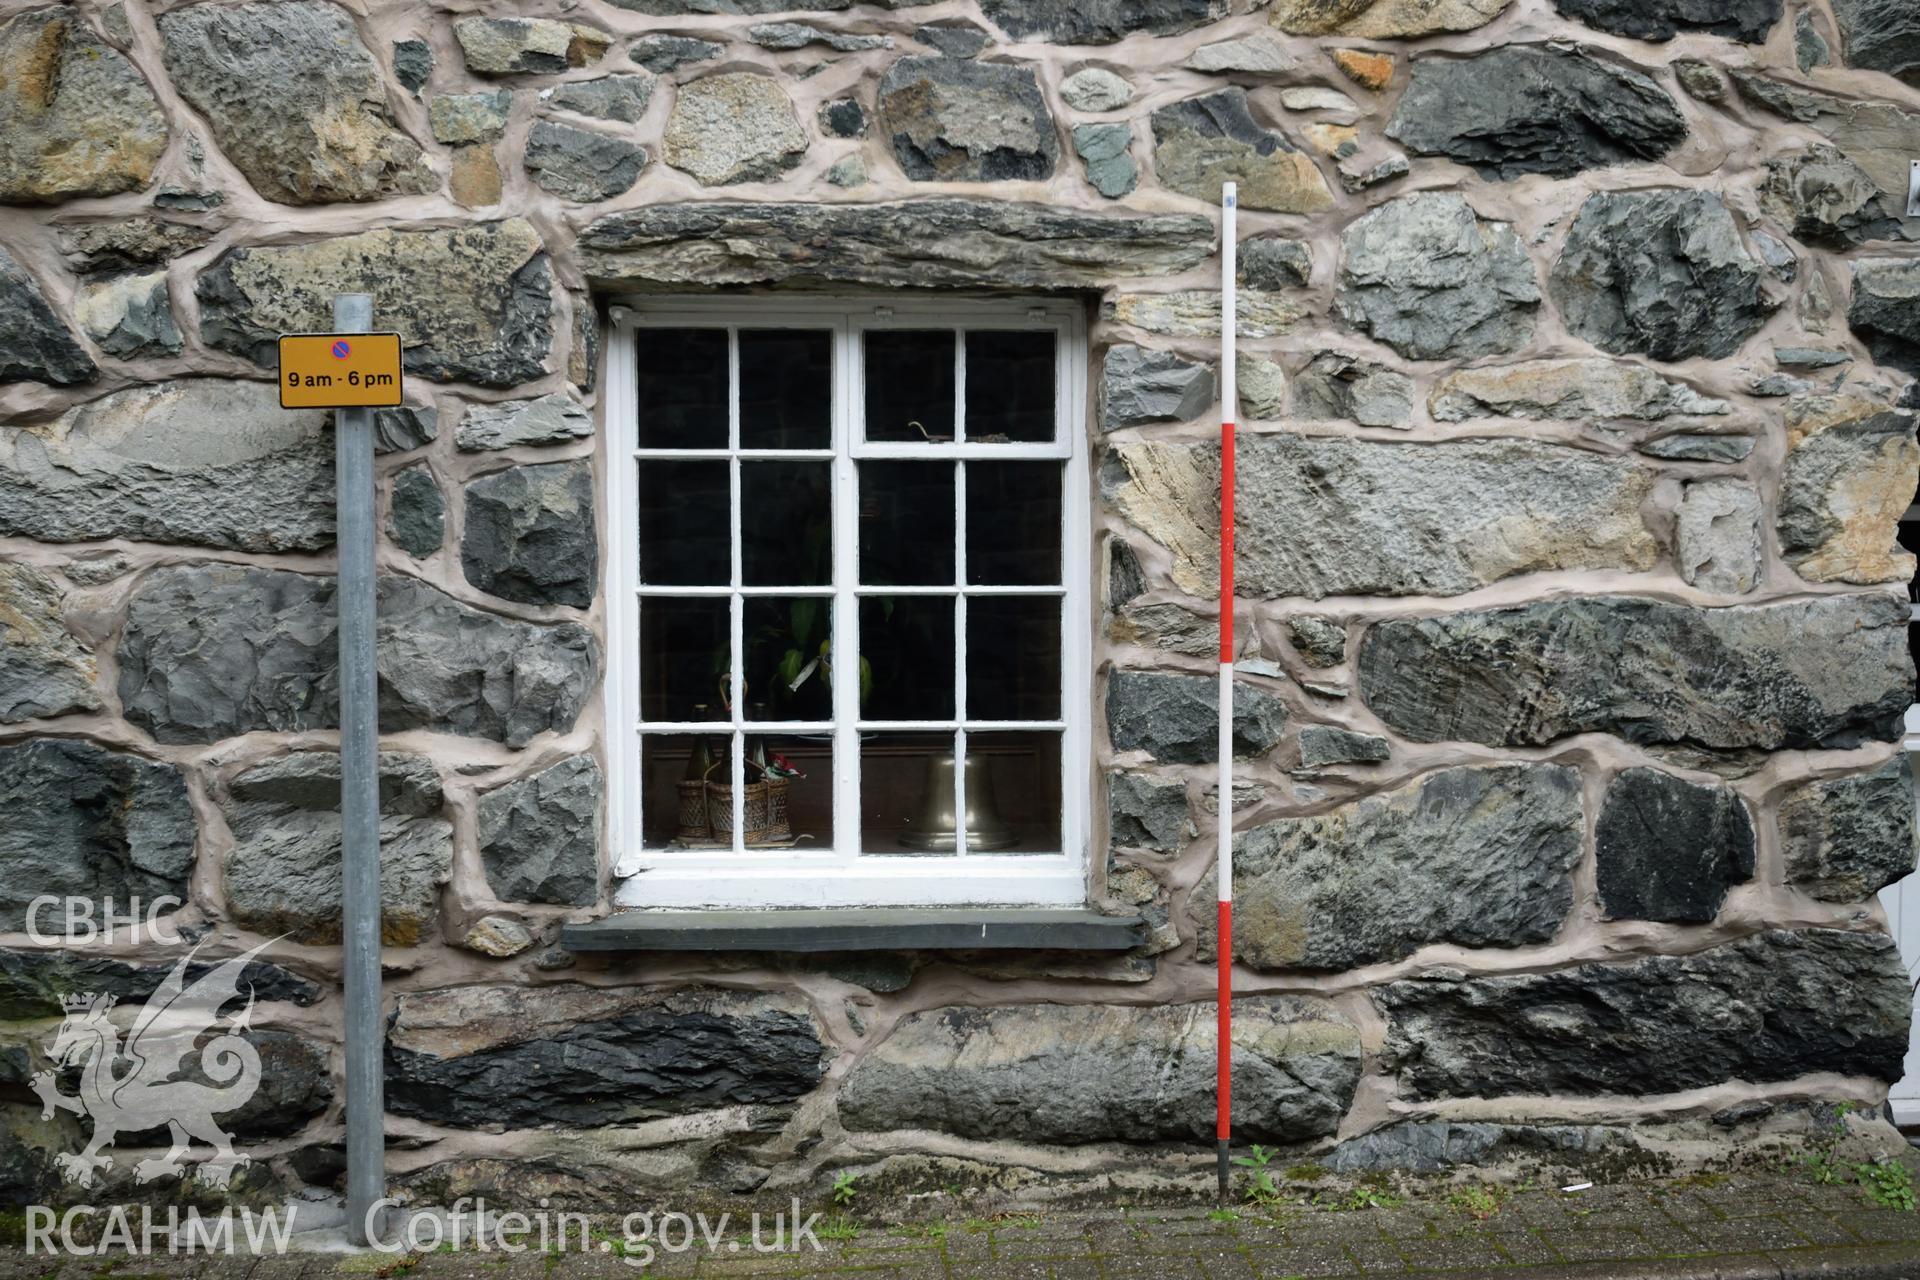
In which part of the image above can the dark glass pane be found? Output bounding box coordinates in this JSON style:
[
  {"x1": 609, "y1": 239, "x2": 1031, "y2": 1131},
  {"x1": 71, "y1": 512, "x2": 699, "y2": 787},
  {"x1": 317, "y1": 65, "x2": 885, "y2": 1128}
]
[
  {"x1": 636, "y1": 328, "x2": 727, "y2": 449},
  {"x1": 740, "y1": 329, "x2": 831, "y2": 450},
  {"x1": 742, "y1": 461, "x2": 831, "y2": 586},
  {"x1": 966, "y1": 330, "x2": 1055, "y2": 443},
  {"x1": 742, "y1": 596, "x2": 834, "y2": 723},
  {"x1": 865, "y1": 329, "x2": 955, "y2": 442},
  {"x1": 859, "y1": 461, "x2": 954, "y2": 586},
  {"x1": 967, "y1": 461, "x2": 1062, "y2": 586},
  {"x1": 640, "y1": 733, "x2": 733, "y2": 848},
  {"x1": 860, "y1": 732, "x2": 956, "y2": 855},
  {"x1": 860, "y1": 596, "x2": 954, "y2": 720},
  {"x1": 638, "y1": 460, "x2": 728, "y2": 586},
  {"x1": 966, "y1": 731, "x2": 1061, "y2": 853},
  {"x1": 966, "y1": 597, "x2": 1060, "y2": 720},
  {"x1": 640, "y1": 597, "x2": 729, "y2": 723}
]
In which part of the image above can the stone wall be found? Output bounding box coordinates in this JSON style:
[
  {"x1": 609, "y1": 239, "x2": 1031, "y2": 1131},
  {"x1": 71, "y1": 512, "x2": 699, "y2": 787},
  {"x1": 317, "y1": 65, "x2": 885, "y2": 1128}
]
[{"x1": 2, "y1": 0, "x2": 1920, "y2": 1209}]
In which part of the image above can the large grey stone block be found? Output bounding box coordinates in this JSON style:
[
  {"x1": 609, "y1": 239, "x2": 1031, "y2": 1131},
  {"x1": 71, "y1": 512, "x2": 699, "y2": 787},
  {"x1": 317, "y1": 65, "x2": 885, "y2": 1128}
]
[
  {"x1": 840, "y1": 998, "x2": 1359, "y2": 1144},
  {"x1": 1379, "y1": 929, "x2": 1910, "y2": 1098},
  {"x1": 1358, "y1": 594, "x2": 1911, "y2": 751}
]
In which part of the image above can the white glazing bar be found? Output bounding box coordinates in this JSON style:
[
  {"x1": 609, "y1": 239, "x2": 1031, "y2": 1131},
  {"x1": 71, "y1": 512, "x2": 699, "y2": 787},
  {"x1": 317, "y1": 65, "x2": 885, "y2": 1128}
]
[
  {"x1": 634, "y1": 449, "x2": 833, "y2": 461},
  {"x1": 638, "y1": 585, "x2": 834, "y2": 598},
  {"x1": 954, "y1": 453, "x2": 968, "y2": 859},
  {"x1": 642, "y1": 722, "x2": 832, "y2": 735},
  {"x1": 852, "y1": 584, "x2": 1064, "y2": 596},
  {"x1": 728, "y1": 326, "x2": 746, "y2": 853},
  {"x1": 833, "y1": 321, "x2": 860, "y2": 868}
]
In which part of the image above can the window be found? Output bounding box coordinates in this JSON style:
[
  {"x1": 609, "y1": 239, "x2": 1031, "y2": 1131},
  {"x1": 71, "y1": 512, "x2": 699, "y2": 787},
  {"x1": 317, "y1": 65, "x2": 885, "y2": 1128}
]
[{"x1": 605, "y1": 298, "x2": 1089, "y2": 908}]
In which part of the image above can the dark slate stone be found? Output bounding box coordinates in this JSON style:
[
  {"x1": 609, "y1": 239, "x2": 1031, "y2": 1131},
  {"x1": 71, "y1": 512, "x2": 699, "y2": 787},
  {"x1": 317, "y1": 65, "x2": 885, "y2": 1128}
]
[
  {"x1": 388, "y1": 466, "x2": 444, "y2": 559},
  {"x1": 1833, "y1": 0, "x2": 1920, "y2": 85},
  {"x1": 1357, "y1": 594, "x2": 1911, "y2": 751},
  {"x1": 393, "y1": 39, "x2": 433, "y2": 95},
  {"x1": 630, "y1": 34, "x2": 720, "y2": 72},
  {"x1": 818, "y1": 96, "x2": 868, "y2": 138},
  {"x1": 1107, "y1": 670, "x2": 1286, "y2": 765},
  {"x1": 461, "y1": 460, "x2": 598, "y2": 608},
  {"x1": 877, "y1": 57, "x2": 1056, "y2": 182},
  {"x1": 1195, "y1": 765, "x2": 1579, "y2": 972},
  {"x1": 118, "y1": 566, "x2": 597, "y2": 747},
  {"x1": 1849, "y1": 260, "x2": 1920, "y2": 377},
  {"x1": 1239, "y1": 236, "x2": 1311, "y2": 290},
  {"x1": 1378, "y1": 929, "x2": 1911, "y2": 1099},
  {"x1": 1296, "y1": 726, "x2": 1391, "y2": 768},
  {"x1": 0, "y1": 948, "x2": 321, "y2": 1021},
  {"x1": 1108, "y1": 538, "x2": 1145, "y2": 609},
  {"x1": 1798, "y1": 10, "x2": 1833, "y2": 70},
  {"x1": 839, "y1": 997, "x2": 1358, "y2": 1144},
  {"x1": 1331, "y1": 1120, "x2": 1634, "y2": 1174},
  {"x1": 1595, "y1": 768, "x2": 1755, "y2": 923},
  {"x1": 977, "y1": 0, "x2": 1225, "y2": 45},
  {"x1": 0, "y1": 740, "x2": 194, "y2": 934},
  {"x1": 1108, "y1": 771, "x2": 1189, "y2": 853},
  {"x1": 549, "y1": 75, "x2": 655, "y2": 124},
  {"x1": 917, "y1": 21, "x2": 990, "y2": 56},
  {"x1": 1761, "y1": 145, "x2": 1906, "y2": 248},
  {"x1": 1552, "y1": 0, "x2": 1783, "y2": 42},
  {"x1": 371, "y1": 405, "x2": 438, "y2": 454},
  {"x1": 1549, "y1": 189, "x2": 1774, "y2": 361},
  {"x1": 115, "y1": 1031, "x2": 331, "y2": 1142},
  {"x1": 477, "y1": 756, "x2": 602, "y2": 906},
  {"x1": 385, "y1": 987, "x2": 828, "y2": 1128},
  {"x1": 524, "y1": 121, "x2": 646, "y2": 202},
  {"x1": 1102, "y1": 344, "x2": 1215, "y2": 428},
  {"x1": 222, "y1": 752, "x2": 452, "y2": 947},
  {"x1": 1387, "y1": 47, "x2": 1686, "y2": 180},
  {"x1": 1783, "y1": 757, "x2": 1918, "y2": 902},
  {"x1": 580, "y1": 200, "x2": 1213, "y2": 290},
  {"x1": 0, "y1": 248, "x2": 96, "y2": 387}
]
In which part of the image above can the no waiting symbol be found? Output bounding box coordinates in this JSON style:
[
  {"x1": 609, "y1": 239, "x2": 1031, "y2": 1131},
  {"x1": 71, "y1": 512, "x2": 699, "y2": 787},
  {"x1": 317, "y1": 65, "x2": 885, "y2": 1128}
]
[{"x1": 331, "y1": 339, "x2": 351, "y2": 359}]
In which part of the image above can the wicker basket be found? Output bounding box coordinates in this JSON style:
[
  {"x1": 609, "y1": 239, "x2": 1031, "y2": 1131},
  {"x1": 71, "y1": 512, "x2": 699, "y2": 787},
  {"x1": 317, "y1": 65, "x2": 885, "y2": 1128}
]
[
  {"x1": 675, "y1": 776, "x2": 713, "y2": 842},
  {"x1": 708, "y1": 775, "x2": 792, "y2": 845}
]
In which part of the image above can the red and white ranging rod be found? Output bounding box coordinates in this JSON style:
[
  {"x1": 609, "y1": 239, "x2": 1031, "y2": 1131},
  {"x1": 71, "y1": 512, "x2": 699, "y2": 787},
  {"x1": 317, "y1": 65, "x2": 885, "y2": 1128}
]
[{"x1": 1215, "y1": 181, "x2": 1238, "y2": 1202}]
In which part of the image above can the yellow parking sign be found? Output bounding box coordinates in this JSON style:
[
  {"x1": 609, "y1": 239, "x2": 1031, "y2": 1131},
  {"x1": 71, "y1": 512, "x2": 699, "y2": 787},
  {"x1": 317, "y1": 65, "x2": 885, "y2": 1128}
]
[{"x1": 278, "y1": 332, "x2": 405, "y2": 409}]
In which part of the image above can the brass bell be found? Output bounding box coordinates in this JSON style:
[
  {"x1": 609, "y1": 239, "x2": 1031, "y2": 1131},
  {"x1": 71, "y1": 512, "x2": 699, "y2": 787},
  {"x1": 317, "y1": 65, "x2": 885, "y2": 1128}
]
[{"x1": 898, "y1": 750, "x2": 1016, "y2": 851}]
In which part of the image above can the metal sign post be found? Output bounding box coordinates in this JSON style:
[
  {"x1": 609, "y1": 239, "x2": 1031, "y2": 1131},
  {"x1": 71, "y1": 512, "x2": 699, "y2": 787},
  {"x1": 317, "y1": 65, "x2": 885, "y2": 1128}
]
[{"x1": 327, "y1": 294, "x2": 387, "y2": 1246}]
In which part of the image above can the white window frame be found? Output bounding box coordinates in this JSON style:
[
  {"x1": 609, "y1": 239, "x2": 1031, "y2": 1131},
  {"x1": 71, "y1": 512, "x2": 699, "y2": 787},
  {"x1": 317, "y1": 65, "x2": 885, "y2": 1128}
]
[{"x1": 604, "y1": 295, "x2": 1091, "y2": 909}]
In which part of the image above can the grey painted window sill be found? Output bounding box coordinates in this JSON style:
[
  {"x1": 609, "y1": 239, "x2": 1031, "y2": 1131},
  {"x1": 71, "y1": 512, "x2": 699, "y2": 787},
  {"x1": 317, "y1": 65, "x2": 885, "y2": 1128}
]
[{"x1": 561, "y1": 908, "x2": 1146, "y2": 953}]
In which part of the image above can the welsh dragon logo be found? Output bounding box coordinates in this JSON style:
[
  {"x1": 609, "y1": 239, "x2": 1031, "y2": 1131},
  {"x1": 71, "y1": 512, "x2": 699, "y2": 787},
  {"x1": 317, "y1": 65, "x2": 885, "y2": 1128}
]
[{"x1": 30, "y1": 942, "x2": 272, "y2": 1188}]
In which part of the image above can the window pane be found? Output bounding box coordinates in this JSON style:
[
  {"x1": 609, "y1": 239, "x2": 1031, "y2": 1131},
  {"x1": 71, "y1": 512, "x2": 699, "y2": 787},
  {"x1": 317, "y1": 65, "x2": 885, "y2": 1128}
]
[
  {"x1": 637, "y1": 328, "x2": 727, "y2": 449},
  {"x1": 967, "y1": 462, "x2": 1062, "y2": 586},
  {"x1": 740, "y1": 328, "x2": 831, "y2": 450},
  {"x1": 861, "y1": 731, "x2": 956, "y2": 854},
  {"x1": 860, "y1": 596, "x2": 954, "y2": 720},
  {"x1": 640, "y1": 598, "x2": 729, "y2": 723},
  {"x1": 967, "y1": 731, "x2": 1061, "y2": 853},
  {"x1": 865, "y1": 330, "x2": 955, "y2": 442},
  {"x1": 745, "y1": 734, "x2": 831, "y2": 848},
  {"x1": 638, "y1": 460, "x2": 729, "y2": 586},
  {"x1": 742, "y1": 596, "x2": 834, "y2": 723},
  {"x1": 742, "y1": 461, "x2": 831, "y2": 586},
  {"x1": 967, "y1": 597, "x2": 1060, "y2": 721},
  {"x1": 640, "y1": 733, "x2": 731, "y2": 848},
  {"x1": 859, "y1": 461, "x2": 954, "y2": 586},
  {"x1": 966, "y1": 330, "x2": 1055, "y2": 443}
]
